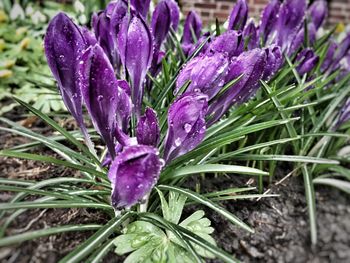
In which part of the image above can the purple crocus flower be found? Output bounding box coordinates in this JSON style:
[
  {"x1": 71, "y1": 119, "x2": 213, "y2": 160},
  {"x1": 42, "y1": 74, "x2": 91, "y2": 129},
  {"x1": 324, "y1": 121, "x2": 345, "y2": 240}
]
[
  {"x1": 289, "y1": 23, "x2": 317, "y2": 55},
  {"x1": 44, "y1": 13, "x2": 91, "y2": 141},
  {"x1": 295, "y1": 48, "x2": 319, "y2": 76},
  {"x1": 243, "y1": 19, "x2": 259, "y2": 50},
  {"x1": 109, "y1": 145, "x2": 164, "y2": 209},
  {"x1": 228, "y1": 0, "x2": 248, "y2": 31},
  {"x1": 136, "y1": 107, "x2": 160, "y2": 147},
  {"x1": 78, "y1": 44, "x2": 132, "y2": 158},
  {"x1": 259, "y1": 0, "x2": 280, "y2": 45},
  {"x1": 337, "y1": 98, "x2": 350, "y2": 128},
  {"x1": 263, "y1": 45, "x2": 283, "y2": 80},
  {"x1": 175, "y1": 52, "x2": 229, "y2": 100},
  {"x1": 276, "y1": 0, "x2": 307, "y2": 52},
  {"x1": 118, "y1": 11, "x2": 153, "y2": 118},
  {"x1": 150, "y1": 1, "x2": 171, "y2": 77},
  {"x1": 182, "y1": 11, "x2": 202, "y2": 55},
  {"x1": 92, "y1": 0, "x2": 127, "y2": 72},
  {"x1": 207, "y1": 49, "x2": 267, "y2": 125},
  {"x1": 330, "y1": 33, "x2": 350, "y2": 72},
  {"x1": 164, "y1": 0, "x2": 180, "y2": 31},
  {"x1": 308, "y1": 0, "x2": 327, "y2": 30},
  {"x1": 321, "y1": 40, "x2": 337, "y2": 73},
  {"x1": 185, "y1": 32, "x2": 211, "y2": 57},
  {"x1": 164, "y1": 92, "x2": 208, "y2": 163},
  {"x1": 206, "y1": 30, "x2": 243, "y2": 58},
  {"x1": 130, "y1": 0, "x2": 151, "y2": 18}
]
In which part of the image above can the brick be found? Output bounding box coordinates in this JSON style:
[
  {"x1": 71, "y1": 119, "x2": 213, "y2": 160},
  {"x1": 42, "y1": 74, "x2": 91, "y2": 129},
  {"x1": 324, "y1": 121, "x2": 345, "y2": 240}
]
[{"x1": 194, "y1": 3, "x2": 217, "y2": 9}]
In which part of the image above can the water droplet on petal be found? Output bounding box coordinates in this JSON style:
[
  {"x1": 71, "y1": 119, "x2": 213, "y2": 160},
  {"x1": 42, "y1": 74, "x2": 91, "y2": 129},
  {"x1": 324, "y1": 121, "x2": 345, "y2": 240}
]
[
  {"x1": 174, "y1": 137, "x2": 181, "y2": 146},
  {"x1": 184, "y1": 123, "x2": 192, "y2": 133}
]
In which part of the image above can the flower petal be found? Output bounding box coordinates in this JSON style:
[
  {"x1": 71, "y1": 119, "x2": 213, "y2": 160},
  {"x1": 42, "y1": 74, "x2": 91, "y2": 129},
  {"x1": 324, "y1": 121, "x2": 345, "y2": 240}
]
[
  {"x1": 228, "y1": 0, "x2": 248, "y2": 31},
  {"x1": 136, "y1": 107, "x2": 160, "y2": 147}
]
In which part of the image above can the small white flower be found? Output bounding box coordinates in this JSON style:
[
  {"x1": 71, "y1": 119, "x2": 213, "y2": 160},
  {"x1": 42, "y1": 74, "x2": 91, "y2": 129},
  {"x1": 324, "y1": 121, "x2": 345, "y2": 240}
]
[
  {"x1": 74, "y1": 0, "x2": 85, "y2": 13},
  {"x1": 25, "y1": 5, "x2": 34, "y2": 16},
  {"x1": 10, "y1": 2, "x2": 25, "y2": 21}
]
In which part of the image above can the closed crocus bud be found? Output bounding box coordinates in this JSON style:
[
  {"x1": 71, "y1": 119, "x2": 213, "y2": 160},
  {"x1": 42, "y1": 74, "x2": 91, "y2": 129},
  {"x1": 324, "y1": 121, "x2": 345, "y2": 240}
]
[
  {"x1": 136, "y1": 107, "x2": 160, "y2": 147},
  {"x1": 92, "y1": 1, "x2": 127, "y2": 72},
  {"x1": 81, "y1": 26, "x2": 97, "y2": 46},
  {"x1": 206, "y1": 30, "x2": 243, "y2": 58},
  {"x1": 289, "y1": 22, "x2": 316, "y2": 55},
  {"x1": 130, "y1": 0, "x2": 151, "y2": 18},
  {"x1": 164, "y1": 92, "x2": 208, "y2": 163},
  {"x1": 182, "y1": 11, "x2": 202, "y2": 46},
  {"x1": 118, "y1": 12, "x2": 153, "y2": 118},
  {"x1": 263, "y1": 45, "x2": 283, "y2": 80},
  {"x1": 44, "y1": 13, "x2": 90, "y2": 139},
  {"x1": 164, "y1": 0, "x2": 180, "y2": 31},
  {"x1": 243, "y1": 19, "x2": 258, "y2": 50},
  {"x1": 308, "y1": 0, "x2": 327, "y2": 30},
  {"x1": 175, "y1": 52, "x2": 229, "y2": 100},
  {"x1": 259, "y1": 0, "x2": 280, "y2": 45},
  {"x1": 296, "y1": 48, "x2": 319, "y2": 76},
  {"x1": 331, "y1": 33, "x2": 350, "y2": 72},
  {"x1": 321, "y1": 40, "x2": 337, "y2": 73},
  {"x1": 276, "y1": 0, "x2": 307, "y2": 52},
  {"x1": 228, "y1": 0, "x2": 248, "y2": 31},
  {"x1": 207, "y1": 49, "x2": 266, "y2": 125},
  {"x1": 78, "y1": 44, "x2": 132, "y2": 158},
  {"x1": 150, "y1": 1, "x2": 171, "y2": 76},
  {"x1": 337, "y1": 98, "x2": 350, "y2": 128},
  {"x1": 109, "y1": 145, "x2": 164, "y2": 209}
]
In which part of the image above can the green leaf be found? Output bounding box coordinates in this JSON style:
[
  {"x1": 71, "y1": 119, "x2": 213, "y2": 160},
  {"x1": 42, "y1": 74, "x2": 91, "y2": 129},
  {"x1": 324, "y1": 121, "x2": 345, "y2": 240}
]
[
  {"x1": 313, "y1": 178, "x2": 350, "y2": 194},
  {"x1": 229, "y1": 154, "x2": 339, "y2": 164},
  {"x1": 60, "y1": 212, "x2": 133, "y2": 263},
  {"x1": 157, "y1": 185, "x2": 254, "y2": 233},
  {"x1": 0, "y1": 224, "x2": 101, "y2": 247}
]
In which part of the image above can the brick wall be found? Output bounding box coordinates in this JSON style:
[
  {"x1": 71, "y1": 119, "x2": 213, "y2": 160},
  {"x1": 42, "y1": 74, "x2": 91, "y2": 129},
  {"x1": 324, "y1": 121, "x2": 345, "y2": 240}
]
[{"x1": 179, "y1": 0, "x2": 350, "y2": 26}]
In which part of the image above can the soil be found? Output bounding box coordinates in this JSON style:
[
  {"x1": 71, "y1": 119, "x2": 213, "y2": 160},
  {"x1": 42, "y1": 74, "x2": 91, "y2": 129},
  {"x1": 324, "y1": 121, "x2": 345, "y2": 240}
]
[{"x1": 0, "y1": 108, "x2": 349, "y2": 263}]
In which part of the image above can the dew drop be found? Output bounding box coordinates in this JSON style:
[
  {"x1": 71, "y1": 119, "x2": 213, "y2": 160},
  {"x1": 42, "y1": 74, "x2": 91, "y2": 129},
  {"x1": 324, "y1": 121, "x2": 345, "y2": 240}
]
[
  {"x1": 97, "y1": 95, "x2": 104, "y2": 101},
  {"x1": 174, "y1": 137, "x2": 181, "y2": 146},
  {"x1": 184, "y1": 123, "x2": 192, "y2": 133}
]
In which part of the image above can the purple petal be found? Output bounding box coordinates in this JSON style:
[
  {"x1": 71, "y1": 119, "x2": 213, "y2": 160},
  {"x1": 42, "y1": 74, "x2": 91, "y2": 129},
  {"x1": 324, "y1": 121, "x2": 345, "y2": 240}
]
[
  {"x1": 259, "y1": 0, "x2": 280, "y2": 44},
  {"x1": 182, "y1": 11, "x2": 202, "y2": 45},
  {"x1": 331, "y1": 33, "x2": 350, "y2": 72},
  {"x1": 289, "y1": 22, "x2": 316, "y2": 55},
  {"x1": 276, "y1": 0, "x2": 307, "y2": 52},
  {"x1": 243, "y1": 19, "x2": 259, "y2": 50},
  {"x1": 136, "y1": 107, "x2": 160, "y2": 147},
  {"x1": 262, "y1": 45, "x2": 283, "y2": 80},
  {"x1": 118, "y1": 12, "x2": 153, "y2": 118},
  {"x1": 296, "y1": 48, "x2": 319, "y2": 76},
  {"x1": 164, "y1": 92, "x2": 208, "y2": 163},
  {"x1": 78, "y1": 44, "x2": 131, "y2": 158},
  {"x1": 184, "y1": 31, "x2": 211, "y2": 57},
  {"x1": 130, "y1": 0, "x2": 151, "y2": 18},
  {"x1": 175, "y1": 52, "x2": 229, "y2": 100},
  {"x1": 207, "y1": 49, "x2": 267, "y2": 125},
  {"x1": 81, "y1": 26, "x2": 97, "y2": 46},
  {"x1": 337, "y1": 98, "x2": 350, "y2": 127},
  {"x1": 44, "y1": 13, "x2": 88, "y2": 134},
  {"x1": 308, "y1": 0, "x2": 327, "y2": 30},
  {"x1": 108, "y1": 145, "x2": 163, "y2": 209},
  {"x1": 321, "y1": 39, "x2": 337, "y2": 73},
  {"x1": 151, "y1": 1, "x2": 171, "y2": 51},
  {"x1": 228, "y1": 0, "x2": 248, "y2": 31},
  {"x1": 164, "y1": 0, "x2": 180, "y2": 31},
  {"x1": 206, "y1": 30, "x2": 243, "y2": 58}
]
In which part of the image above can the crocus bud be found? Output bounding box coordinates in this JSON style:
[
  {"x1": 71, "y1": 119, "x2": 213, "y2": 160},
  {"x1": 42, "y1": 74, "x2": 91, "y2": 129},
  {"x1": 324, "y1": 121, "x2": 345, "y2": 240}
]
[
  {"x1": 92, "y1": 0, "x2": 127, "y2": 73},
  {"x1": 164, "y1": 92, "x2": 208, "y2": 163},
  {"x1": 118, "y1": 12, "x2": 153, "y2": 118},
  {"x1": 44, "y1": 13, "x2": 90, "y2": 138},
  {"x1": 207, "y1": 49, "x2": 266, "y2": 125},
  {"x1": 175, "y1": 53, "x2": 229, "y2": 100},
  {"x1": 263, "y1": 45, "x2": 283, "y2": 80},
  {"x1": 289, "y1": 22, "x2": 316, "y2": 55},
  {"x1": 109, "y1": 145, "x2": 164, "y2": 209},
  {"x1": 228, "y1": 0, "x2": 248, "y2": 31},
  {"x1": 78, "y1": 44, "x2": 132, "y2": 158},
  {"x1": 81, "y1": 26, "x2": 97, "y2": 46},
  {"x1": 337, "y1": 98, "x2": 350, "y2": 128},
  {"x1": 243, "y1": 19, "x2": 258, "y2": 50},
  {"x1": 164, "y1": 0, "x2": 180, "y2": 31},
  {"x1": 331, "y1": 33, "x2": 350, "y2": 72},
  {"x1": 276, "y1": 0, "x2": 307, "y2": 52},
  {"x1": 150, "y1": 1, "x2": 171, "y2": 77},
  {"x1": 130, "y1": 0, "x2": 151, "y2": 18},
  {"x1": 206, "y1": 30, "x2": 243, "y2": 58},
  {"x1": 296, "y1": 48, "x2": 319, "y2": 76},
  {"x1": 321, "y1": 40, "x2": 337, "y2": 73},
  {"x1": 259, "y1": 0, "x2": 280, "y2": 45},
  {"x1": 308, "y1": 0, "x2": 327, "y2": 30},
  {"x1": 182, "y1": 11, "x2": 202, "y2": 46},
  {"x1": 136, "y1": 107, "x2": 160, "y2": 147}
]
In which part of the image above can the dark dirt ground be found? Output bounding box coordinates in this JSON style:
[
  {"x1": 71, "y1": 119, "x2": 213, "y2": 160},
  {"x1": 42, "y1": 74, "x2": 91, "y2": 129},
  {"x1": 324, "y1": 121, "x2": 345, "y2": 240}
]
[{"x1": 0, "y1": 109, "x2": 349, "y2": 263}]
